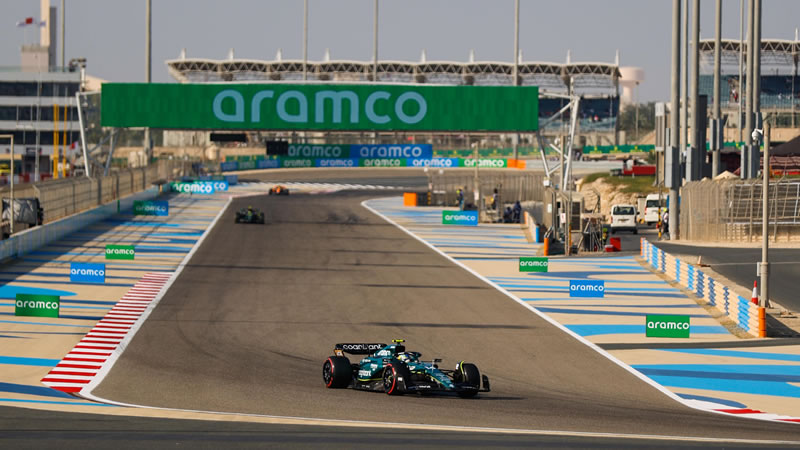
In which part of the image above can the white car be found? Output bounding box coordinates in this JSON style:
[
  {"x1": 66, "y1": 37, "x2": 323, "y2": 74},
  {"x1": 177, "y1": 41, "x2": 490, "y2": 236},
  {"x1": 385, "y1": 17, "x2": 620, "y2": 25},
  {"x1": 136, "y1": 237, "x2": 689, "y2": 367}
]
[
  {"x1": 610, "y1": 204, "x2": 638, "y2": 234},
  {"x1": 644, "y1": 194, "x2": 666, "y2": 226}
]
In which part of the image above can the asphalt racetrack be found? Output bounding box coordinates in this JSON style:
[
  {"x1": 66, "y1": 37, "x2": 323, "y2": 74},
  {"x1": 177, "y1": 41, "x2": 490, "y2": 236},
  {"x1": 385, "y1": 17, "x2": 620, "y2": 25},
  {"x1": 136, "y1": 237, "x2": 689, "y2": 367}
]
[{"x1": 90, "y1": 182, "x2": 800, "y2": 441}]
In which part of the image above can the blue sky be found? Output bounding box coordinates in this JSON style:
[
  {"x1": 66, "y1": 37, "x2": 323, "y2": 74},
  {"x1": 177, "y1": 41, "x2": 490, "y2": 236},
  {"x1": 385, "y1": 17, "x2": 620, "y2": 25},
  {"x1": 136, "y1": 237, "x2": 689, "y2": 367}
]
[{"x1": 1, "y1": 0, "x2": 798, "y2": 101}]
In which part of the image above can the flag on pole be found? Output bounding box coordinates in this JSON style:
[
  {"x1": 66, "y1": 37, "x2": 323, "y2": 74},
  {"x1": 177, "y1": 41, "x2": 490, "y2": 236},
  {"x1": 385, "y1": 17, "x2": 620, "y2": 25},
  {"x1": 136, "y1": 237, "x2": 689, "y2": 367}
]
[{"x1": 16, "y1": 17, "x2": 46, "y2": 27}]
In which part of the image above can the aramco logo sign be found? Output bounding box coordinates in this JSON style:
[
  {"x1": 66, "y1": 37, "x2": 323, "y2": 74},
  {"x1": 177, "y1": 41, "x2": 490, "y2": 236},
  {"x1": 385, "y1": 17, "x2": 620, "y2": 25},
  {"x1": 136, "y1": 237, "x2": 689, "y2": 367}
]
[
  {"x1": 212, "y1": 89, "x2": 428, "y2": 126},
  {"x1": 100, "y1": 83, "x2": 539, "y2": 132}
]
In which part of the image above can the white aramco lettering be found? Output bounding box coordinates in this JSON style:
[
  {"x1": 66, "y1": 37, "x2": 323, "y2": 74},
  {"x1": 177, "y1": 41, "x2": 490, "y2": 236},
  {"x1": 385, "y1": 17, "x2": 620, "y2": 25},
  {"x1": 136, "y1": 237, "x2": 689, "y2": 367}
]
[{"x1": 213, "y1": 90, "x2": 244, "y2": 122}]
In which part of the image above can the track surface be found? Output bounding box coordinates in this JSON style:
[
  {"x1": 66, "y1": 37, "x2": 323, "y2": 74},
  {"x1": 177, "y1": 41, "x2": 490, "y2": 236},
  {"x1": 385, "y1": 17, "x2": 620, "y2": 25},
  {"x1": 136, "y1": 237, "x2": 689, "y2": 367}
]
[
  {"x1": 92, "y1": 189, "x2": 800, "y2": 440},
  {"x1": 652, "y1": 242, "x2": 800, "y2": 313}
]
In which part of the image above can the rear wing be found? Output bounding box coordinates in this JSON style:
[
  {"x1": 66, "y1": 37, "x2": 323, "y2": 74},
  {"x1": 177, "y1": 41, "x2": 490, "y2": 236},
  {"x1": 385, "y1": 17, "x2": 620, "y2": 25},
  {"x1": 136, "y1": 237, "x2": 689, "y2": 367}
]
[{"x1": 334, "y1": 343, "x2": 386, "y2": 356}]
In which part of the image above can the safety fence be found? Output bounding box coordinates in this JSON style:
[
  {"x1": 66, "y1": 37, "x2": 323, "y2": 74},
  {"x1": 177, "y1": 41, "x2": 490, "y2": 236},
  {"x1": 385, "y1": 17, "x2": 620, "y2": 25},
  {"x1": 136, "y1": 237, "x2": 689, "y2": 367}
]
[
  {"x1": 0, "y1": 159, "x2": 187, "y2": 227},
  {"x1": 641, "y1": 238, "x2": 765, "y2": 337},
  {"x1": 0, "y1": 187, "x2": 159, "y2": 262},
  {"x1": 429, "y1": 170, "x2": 544, "y2": 211},
  {"x1": 680, "y1": 179, "x2": 800, "y2": 242}
]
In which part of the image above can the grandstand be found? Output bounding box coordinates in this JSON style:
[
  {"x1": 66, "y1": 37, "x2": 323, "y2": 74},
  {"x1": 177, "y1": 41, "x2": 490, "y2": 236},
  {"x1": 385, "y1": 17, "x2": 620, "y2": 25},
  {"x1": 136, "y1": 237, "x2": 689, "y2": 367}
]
[
  {"x1": 698, "y1": 39, "x2": 799, "y2": 129},
  {"x1": 166, "y1": 50, "x2": 623, "y2": 148}
]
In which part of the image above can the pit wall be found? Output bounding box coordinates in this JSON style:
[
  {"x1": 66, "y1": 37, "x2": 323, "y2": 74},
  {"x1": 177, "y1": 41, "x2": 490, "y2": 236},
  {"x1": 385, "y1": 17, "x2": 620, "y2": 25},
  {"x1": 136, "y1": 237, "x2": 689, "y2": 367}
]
[
  {"x1": 640, "y1": 238, "x2": 766, "y2": 337},
  {"x1": 0, "y1": 187, "x2": 158, "y2": 262}
]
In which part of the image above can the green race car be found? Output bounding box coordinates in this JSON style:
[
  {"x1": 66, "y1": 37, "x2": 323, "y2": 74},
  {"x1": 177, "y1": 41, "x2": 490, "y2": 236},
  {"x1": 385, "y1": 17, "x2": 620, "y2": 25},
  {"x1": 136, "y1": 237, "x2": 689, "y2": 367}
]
[
  {"x1": 234, "y1": 206, "x2": 265, "y2": 224},
  {"x1": 322, "y1": 339, "x2": 490, "y2": 398}
]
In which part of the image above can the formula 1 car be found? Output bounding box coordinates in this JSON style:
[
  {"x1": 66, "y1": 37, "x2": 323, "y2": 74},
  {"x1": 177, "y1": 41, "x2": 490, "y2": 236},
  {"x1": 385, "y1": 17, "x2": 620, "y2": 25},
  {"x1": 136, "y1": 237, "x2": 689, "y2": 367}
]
[
  {"x1": 322, "y1": 340, "x2": 490, "y2": 398},
  {"x1": 269, "y1": 185, "x2": 290, "y2": 195},
  {"x1": 234, "y1": 206, "x2": 265, "y2": 224}
]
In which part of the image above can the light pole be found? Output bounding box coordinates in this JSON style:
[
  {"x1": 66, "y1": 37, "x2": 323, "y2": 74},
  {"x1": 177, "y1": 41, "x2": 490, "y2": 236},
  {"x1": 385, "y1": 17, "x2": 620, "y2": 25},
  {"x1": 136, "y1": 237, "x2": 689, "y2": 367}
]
[
  {"x1": 303, "y1": 0, "x2": 308, "y2": 81},
  {"x1": 759, "y1": 122, "x2": 769, "y2": 308},
  {"x1": 144, "y1": 0, "x2": 151, "y2": 161},
  {"x1": 712, "y1": 0, "x2": 722, "y2": 177},
  {"x1": 1, "y1": 135, "x2": 15, "y2": 235},
  {"x1": 669, "y1": 0, "x2": 682, "y2": 241},
  {"x1": 372, "y1": 0, "x2": 378, "y2": 82}
]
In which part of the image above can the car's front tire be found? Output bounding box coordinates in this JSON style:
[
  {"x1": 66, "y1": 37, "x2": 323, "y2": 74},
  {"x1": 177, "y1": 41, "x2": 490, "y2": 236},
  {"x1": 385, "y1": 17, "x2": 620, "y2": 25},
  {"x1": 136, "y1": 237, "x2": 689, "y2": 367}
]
[
  {"x1": 323, "y1": 356, "x2": 352, "y2": 389},
  {"x1": 383, "y1": 362, "x2": 409, "y2": 395},
  {"x1": 454, "y1": 362, "x2": 481, "y2": 398}
]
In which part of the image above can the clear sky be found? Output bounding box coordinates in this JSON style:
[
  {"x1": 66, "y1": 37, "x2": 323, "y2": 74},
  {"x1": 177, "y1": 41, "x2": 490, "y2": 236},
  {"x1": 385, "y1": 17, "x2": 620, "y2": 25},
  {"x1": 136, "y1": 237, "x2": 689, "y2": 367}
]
[{"x1": 1, "y1": 0, "x2": 798, "y2": 101}]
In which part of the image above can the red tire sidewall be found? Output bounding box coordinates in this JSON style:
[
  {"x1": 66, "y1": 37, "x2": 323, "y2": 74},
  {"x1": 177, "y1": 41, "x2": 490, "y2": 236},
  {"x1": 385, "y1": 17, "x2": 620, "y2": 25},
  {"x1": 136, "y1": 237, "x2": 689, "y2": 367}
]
[
  {"x1": 325, "y1": 358, "x2": 335, "y2": 388},
  {"x1": 386, "y1": 364, "x2": 398, "y2": 394}
]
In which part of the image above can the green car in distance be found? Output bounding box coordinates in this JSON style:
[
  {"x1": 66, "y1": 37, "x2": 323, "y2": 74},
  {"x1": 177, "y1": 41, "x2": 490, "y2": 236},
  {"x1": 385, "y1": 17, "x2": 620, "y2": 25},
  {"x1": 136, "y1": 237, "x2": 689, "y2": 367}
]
[
  {"x1": 234, "y1": 206, "x2": 265, "y2": 224},
  {"x1": 322, "y1": 339, "x2": 490, "y2": 398}
]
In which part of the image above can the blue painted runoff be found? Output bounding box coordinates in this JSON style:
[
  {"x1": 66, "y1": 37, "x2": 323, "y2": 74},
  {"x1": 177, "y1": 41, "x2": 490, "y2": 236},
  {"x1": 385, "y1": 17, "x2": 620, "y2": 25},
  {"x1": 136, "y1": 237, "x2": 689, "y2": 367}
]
[
  {"x1": 660, "y1": 348, "x2": 800, "y2": 363},
  {"x1": 565, "y1": 324, "x2": 729, "y2": 336},
  {"x1": 0, "y1": 382, "x2": 74, "y2": 399},
  {"x1": 674, "y1": 392, "x2": 747, "y2": 408},
  {"x1": 0, "y1": 285, "x2": 76, "y2": 299},
  {"x1": 0, "y1": 355, "x2": 60, "y2": 366}
]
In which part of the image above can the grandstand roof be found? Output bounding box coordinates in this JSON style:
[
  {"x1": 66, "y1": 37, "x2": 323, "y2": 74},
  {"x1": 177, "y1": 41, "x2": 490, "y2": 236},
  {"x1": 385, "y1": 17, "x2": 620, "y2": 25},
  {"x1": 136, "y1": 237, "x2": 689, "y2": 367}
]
[
  {"x1": 166, "y1": 56, "x2": 621, "y2": 92},
  {"x1": 699, "y1": 39, "x2": 799, "y2": 72}
]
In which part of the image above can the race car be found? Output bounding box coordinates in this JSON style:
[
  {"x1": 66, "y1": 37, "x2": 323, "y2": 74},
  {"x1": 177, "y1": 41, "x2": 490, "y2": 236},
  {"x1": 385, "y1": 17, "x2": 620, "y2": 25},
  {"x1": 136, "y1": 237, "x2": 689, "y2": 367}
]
[
  {"x1": 234, "y1": 206, "x2": 265, "y2": 224},
  {"x1": 322, "y1": 339, "x2": 490, "y2": 398},
  {"x1": 269, "y1": 185, "x2": 289, "y2": 195}
]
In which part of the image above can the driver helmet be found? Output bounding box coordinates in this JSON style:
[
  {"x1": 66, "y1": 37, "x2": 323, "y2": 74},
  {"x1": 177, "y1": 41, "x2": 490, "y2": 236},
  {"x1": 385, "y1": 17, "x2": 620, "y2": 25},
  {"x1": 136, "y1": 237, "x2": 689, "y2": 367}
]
[
  {"x1": 248, "y1": 205, "x2": 253, "y2": 211},
  {"x1": 396, "y1": 352, "x2": 418, "y2": 364}
]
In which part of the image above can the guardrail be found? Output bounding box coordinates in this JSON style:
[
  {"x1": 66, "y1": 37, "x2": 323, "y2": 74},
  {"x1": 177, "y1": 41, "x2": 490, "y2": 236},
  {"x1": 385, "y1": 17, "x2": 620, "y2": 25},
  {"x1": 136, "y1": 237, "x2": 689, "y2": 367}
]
[
  {"x1": 0, "y1": 187, "x2": 159, "y2": 262},
  {"x1": 640, "y1": 238, "x2": 766, "y2": 338}
]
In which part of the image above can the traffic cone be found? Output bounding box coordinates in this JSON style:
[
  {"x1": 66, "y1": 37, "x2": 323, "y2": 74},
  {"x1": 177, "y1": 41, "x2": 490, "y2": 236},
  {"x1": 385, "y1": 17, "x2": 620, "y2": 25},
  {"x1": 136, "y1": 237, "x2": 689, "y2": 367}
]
[{"x1": 751, "y1": 280, "x2": 759, "y2": 305}]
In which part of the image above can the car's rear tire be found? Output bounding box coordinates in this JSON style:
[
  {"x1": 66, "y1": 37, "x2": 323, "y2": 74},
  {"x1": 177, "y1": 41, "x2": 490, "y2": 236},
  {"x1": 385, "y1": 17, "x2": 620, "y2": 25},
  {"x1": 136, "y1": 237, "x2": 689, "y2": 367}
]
[
  {"x1": 323, "y1": 356, "x2": 352, "y2": 389},
  {"x1": 455, "y1": 362, "x2": 481, "y2": 398}
]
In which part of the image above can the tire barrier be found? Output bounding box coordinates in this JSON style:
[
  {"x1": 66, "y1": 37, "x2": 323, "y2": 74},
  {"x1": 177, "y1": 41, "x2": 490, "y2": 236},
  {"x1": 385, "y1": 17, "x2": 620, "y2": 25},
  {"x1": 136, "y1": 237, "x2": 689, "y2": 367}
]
[{"x1": 641, "y1": 238, "x2": 765, "y2": 338}]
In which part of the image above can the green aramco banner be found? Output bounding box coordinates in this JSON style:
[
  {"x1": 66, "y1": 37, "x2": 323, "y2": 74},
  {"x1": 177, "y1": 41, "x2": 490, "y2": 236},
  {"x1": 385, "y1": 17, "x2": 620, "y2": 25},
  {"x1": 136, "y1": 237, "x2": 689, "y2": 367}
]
[{"x1": 101, "y1": 83, "x2": 538, "y2": 132}]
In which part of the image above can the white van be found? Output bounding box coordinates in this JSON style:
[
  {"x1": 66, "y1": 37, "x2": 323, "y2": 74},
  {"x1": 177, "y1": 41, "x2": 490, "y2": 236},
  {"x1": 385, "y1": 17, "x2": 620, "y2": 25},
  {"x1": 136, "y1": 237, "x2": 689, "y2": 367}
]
[
  {"x1": 644, "y1": 194, "x2": 666, "y2": 226},
  {"x1": 610, "y1": 204, "x2": 638, "y2": 234}
]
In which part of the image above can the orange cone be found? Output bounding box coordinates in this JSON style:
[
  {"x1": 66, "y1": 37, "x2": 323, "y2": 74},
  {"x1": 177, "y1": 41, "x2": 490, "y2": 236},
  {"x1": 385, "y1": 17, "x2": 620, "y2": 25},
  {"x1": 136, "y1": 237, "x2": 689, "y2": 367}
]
[{"x1": 751, "y1": 280, "x2": 759, "y2": 305}]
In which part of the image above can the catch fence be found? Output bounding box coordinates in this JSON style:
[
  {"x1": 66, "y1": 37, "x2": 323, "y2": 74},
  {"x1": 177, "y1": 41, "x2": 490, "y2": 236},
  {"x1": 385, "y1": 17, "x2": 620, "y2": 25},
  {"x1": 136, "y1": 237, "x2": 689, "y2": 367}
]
[
  {"x1": 1, "y1": 159, "x2": 187, "y2": 231},
  {"x1": 680, "y1": 179, "x2": 800, "y2": 242}
]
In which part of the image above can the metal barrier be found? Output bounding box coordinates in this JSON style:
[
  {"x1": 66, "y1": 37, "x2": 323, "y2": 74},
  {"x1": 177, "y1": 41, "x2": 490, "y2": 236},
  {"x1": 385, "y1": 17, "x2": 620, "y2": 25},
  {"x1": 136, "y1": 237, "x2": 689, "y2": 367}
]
[
  {"x1": 641, "y1": 238, "x2": 765, "y2": 337},
  {"x1": 0, "y1": 159, "x2": 187, "y2": 232},
  {"x1": 0, "y1": 187, "x2": 159, "y2": 262}
]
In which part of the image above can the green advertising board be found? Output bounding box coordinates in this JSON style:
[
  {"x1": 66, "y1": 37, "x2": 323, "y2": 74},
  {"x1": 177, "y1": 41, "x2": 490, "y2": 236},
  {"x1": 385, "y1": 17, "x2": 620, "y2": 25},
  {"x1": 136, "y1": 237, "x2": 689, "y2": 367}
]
[
  {"x1": 519, "y1": 257, "x2": 548, "y2": 272},
  {"x1": 460, "y1": 158, "x2": 508, "y2": 168},
  {"x1": 106, "y1": 244, "x2": 135, "y2": 260},
  {"x1": 281, "y1": 158, "x2": 315, "y2": 168},
  {"x1": 101, "y1": 83, "x2": 539, "y2": 132},
  {"x1": 15, "y1": 293, "x2": 60, "y2": 318},
  {"x1": 645, "y1": 315, "x2": 690, "y2": 338}
]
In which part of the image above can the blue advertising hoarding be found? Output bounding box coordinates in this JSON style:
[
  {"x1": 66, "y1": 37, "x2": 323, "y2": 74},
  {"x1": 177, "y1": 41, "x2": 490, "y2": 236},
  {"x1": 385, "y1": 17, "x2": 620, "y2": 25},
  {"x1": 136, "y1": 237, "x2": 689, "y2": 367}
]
[
  {"x1": 70, "y1": 262, "x2": 106, "y2": 284},
  {"x1": 211, "y1": 180, "x2": 229, "y2": 191},
  {"x1": 220, "y1": 161, "x2": 238, "y2": 171},
  {"x1": 569, "y1": 280, "x2": 605, "y2": 298},
  {"x1": 349, "y1": 144, "x2": 433, "y2": 159}
]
